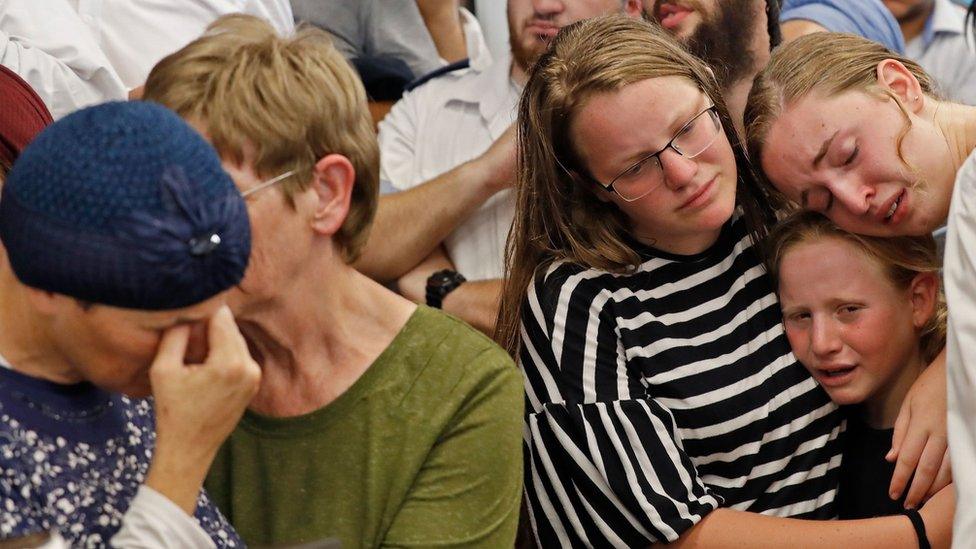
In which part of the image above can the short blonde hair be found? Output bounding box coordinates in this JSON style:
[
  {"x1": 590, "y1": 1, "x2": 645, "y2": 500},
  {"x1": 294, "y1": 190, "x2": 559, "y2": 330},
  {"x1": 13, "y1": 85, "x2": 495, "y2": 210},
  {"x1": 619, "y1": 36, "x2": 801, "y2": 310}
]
[
  {"x1": 745, "y1": 33, "x2": 936, "y2": 210},
  {"x1": 143, "y1": 14, "x2": 378, "y2": 263},
  {"x1": 766, "y1": 211, "x2": 946, "y2": 364}
]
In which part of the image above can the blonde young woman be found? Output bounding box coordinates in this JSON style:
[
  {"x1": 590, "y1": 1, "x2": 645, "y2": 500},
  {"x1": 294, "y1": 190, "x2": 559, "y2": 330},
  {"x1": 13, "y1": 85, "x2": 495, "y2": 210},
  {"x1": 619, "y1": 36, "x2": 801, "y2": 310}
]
[
  {"x1": 495, "y1": 15, "x2": 952, "y2": 548},
  {"x1": 744, "y1": 32, "x2": 976, "y2": 543}
]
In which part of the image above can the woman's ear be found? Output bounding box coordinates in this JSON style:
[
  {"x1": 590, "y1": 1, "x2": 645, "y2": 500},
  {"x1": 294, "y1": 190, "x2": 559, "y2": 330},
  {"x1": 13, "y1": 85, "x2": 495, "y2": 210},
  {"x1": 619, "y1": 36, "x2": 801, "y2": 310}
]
[
  {"x1": 308, "y1": 154, "x2": 356, "y2": 237},
  {"x1": 909, "y1": 271, "x2": 939, "y2": 330},
  {"x1": 876, "y1": 59, "x2": 925, "y2": 114}
]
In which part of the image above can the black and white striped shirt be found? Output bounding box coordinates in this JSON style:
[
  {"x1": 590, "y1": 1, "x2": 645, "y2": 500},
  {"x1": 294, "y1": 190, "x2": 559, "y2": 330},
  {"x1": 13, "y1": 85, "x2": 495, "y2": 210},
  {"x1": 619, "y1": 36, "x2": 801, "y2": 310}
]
[{"x1": 519, "y1": 216, "x2": 844, "y2": 547}]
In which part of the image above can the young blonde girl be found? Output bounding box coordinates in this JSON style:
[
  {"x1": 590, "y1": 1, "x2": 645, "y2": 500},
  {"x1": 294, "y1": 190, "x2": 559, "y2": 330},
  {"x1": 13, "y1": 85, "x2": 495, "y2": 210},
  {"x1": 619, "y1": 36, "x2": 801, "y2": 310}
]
[
  {"x1": 744, "y1": 32, "x2": 975, "y2": 538},
  {"x1": 767, "y1": 211, "x2": 948, "y2": 521}
]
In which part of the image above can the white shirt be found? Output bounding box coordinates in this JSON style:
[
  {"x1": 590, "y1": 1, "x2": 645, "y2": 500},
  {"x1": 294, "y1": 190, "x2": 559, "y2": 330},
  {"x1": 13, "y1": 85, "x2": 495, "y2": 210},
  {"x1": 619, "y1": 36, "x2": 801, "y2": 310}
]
[
  {"x1": 905, "y1": 0, "x2": 976, "y2": 106},
  {"x1": 111, "y1": 486, "x2": 216, "y2": 548},
  {"x1": 378, "y1": 23, "x2": 519, "y2": 282},
  {"x1": 946, "y1": 149, "x2": 976, "y2": 548},
  {"x1": 0, "y1": 0, "x2": 294, "y2": 120}
]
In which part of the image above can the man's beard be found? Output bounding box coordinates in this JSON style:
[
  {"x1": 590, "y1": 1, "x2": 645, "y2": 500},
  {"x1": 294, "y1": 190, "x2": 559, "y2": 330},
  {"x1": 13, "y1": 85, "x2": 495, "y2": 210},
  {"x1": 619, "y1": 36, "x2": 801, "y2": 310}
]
[
  {"x1": 679, "y1": 0, "x2": 760, "y2": 89},
  {"x1": 509, "y1": 24, "x2": 546, "y2": 76}
]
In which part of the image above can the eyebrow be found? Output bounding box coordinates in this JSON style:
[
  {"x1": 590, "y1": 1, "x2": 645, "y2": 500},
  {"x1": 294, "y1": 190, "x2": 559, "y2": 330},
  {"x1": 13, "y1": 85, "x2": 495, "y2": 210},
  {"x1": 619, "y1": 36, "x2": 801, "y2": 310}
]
[
  {"x1": 618, "y1": 100, "x2": 708, "y2": 166},
  {"x1": 812, "y1": 131, "x2": 838, "y2": 168}
]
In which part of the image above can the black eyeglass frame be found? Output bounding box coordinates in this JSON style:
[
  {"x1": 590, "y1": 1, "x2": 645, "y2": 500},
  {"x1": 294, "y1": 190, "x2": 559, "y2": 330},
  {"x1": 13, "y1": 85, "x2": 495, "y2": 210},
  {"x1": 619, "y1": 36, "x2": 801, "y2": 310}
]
[{"x1": 596, "y1": 104, "x2": 721, "y2": 202}]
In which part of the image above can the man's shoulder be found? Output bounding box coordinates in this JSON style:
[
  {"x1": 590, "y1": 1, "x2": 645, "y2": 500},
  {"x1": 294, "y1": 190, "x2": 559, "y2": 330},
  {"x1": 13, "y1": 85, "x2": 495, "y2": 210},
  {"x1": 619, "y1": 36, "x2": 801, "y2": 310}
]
[
  {"x1": 390, "y1": 59, "x2": 487, "y2": 112},
  {"x1": 404, "y1": 59, "x2": 473, "y2": 93}
]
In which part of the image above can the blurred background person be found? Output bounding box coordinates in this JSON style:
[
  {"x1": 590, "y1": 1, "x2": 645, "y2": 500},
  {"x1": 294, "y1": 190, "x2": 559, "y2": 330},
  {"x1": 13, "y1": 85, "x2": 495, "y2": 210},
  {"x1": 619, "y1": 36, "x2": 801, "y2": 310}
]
[{"x1": 780, "y1": 0, "x2": 906, "y2": 52}]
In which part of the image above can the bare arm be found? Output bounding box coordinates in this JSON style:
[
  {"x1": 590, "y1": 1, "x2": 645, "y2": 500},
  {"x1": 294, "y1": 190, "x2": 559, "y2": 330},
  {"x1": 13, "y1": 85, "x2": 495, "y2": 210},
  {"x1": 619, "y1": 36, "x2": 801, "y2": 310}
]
[
  {"x1": 414, "y1": 0, "x2": 467, "y2": 63},
  {"x1": 658, "y1": 488, "x2": 954, "y2": 549},
  {"x1": 356, "y1": 125, "x2": 515, "y2": 282},
  {"x1": 440, "y1": 279, "x2": 501, "y2": 335},
  {"x1": 396, "y1": 246, "x2": 501, "y2": 335}
]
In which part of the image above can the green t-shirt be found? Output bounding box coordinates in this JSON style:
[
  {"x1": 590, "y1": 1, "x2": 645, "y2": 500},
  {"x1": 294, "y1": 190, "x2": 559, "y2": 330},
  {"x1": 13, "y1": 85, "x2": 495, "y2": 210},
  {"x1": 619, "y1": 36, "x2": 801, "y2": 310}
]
[{"x1": 204, "y1": 306, "x2": 524, "y2": 548}]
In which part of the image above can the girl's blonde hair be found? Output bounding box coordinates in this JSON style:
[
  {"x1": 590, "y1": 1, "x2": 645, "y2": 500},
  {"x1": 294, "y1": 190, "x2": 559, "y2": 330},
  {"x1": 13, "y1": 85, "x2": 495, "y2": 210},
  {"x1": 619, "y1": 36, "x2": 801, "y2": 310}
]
[
  {"x1": 494, "y1": 15, "x2": 774, "y2": 355},
  {"x1": 766, "y1": 211, "x2": 946, "y2": 364},
  {"x1": 744, "y1": 32, "x2": 937, "y2": 210}
]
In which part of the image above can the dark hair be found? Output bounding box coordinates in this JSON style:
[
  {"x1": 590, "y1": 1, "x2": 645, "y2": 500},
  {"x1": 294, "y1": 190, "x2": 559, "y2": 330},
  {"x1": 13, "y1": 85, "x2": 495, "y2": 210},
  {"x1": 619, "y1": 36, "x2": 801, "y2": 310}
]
[{"x1": 766, "y1": 0, "x2": 782, "y2": 49}]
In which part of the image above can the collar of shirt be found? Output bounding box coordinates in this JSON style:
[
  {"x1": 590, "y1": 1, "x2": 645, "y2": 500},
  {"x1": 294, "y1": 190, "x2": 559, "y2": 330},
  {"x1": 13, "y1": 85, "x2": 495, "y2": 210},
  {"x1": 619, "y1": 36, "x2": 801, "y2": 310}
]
[
  {"x1": 446, "y1": 50, "x2": 521, "y2": 136},
  {"x1": 920, "y1": 0, "x2": 967, "y2": 48},
  {"x1": 460, "y1": 7, "x2": 493, "y2": 72}
]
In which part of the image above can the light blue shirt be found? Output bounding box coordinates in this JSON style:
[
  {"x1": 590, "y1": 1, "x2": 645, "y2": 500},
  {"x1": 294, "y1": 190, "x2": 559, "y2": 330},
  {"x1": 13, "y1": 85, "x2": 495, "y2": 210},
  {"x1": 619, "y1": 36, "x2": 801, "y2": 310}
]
[{"x1": 905, "y1": 0, "x2": 976, "y2": 105}]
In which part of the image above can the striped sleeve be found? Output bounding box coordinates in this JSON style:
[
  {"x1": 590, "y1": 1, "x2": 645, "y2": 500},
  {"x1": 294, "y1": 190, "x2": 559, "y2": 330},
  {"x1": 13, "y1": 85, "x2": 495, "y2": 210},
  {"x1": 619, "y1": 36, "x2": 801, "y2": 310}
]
[{"x1": 519, "y1": 264, "x2": 721, "y2": 547}]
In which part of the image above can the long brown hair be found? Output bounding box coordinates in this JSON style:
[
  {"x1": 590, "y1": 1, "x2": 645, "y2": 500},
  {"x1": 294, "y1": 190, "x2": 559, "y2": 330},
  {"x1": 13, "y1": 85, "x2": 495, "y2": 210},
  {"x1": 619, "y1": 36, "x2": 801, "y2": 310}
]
[
  {"x1": 766, "y1": 211, "x2": 946, "y2": 364},
  {"x1": 744, "y1": 32, "x2": 937, "y2": 210},
  {"x1": 494, "y1": 15, "x2": 774, "y2": 356}
]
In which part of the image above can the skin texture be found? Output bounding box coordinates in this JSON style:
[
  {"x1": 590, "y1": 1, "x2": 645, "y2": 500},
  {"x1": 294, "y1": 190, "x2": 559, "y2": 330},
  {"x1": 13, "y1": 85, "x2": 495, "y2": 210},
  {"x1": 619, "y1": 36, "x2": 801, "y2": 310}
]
[
  {"x1": 760, "y1": 61, "x2": 958, "y2": 237},
  {"x1": 778, "y1": 237, "x2": 935, "y2": 429},
  {"x1": 572, "y1": 76, "x2": 738, "y2": 255}
]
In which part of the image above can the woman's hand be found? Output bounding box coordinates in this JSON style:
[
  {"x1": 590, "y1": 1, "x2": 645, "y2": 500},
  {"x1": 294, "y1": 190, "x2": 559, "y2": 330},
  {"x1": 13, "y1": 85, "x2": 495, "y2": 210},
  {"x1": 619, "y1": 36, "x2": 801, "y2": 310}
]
[
  {"x1": 146, "y1": 305, "x2": 261, "y2": 514},
  {"x1": 888, "y1": 348, "x2": 950, "y2": 508}
]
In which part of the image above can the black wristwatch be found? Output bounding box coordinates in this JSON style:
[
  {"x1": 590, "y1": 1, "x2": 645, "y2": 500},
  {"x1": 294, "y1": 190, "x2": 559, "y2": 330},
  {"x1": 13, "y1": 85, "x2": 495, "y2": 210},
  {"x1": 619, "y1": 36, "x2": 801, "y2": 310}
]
[{"x1": 425, "y1": 269, "x2": 466, "y2": 309}]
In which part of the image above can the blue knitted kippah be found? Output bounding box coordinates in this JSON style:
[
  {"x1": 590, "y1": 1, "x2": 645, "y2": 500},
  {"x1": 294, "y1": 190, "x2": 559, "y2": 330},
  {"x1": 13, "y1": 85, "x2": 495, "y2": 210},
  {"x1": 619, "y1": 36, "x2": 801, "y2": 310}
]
[{"x1": 0, "y1": 101, "x2": 251, "y2": 310}]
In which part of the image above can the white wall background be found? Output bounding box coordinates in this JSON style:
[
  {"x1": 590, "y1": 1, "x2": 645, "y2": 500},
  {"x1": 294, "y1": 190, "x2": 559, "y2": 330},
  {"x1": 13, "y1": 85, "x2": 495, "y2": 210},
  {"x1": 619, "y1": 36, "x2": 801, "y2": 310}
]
[{"x1": 473, "y1": 0, "x2": 509, "y2": 60}]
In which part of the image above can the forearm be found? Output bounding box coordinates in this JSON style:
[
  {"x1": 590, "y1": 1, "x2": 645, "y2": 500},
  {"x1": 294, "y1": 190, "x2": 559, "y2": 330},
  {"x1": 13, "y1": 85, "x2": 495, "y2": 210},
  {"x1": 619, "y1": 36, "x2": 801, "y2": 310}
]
[
  {"x1": 441, "y1": 279, "x2": 502, "y2": 335},
  {"x1": 144, "y1": 436, "x2": 215, "y2": 516},
  {"x1": 661, "y1": 508, "x2": 917, "y2": 549},
  {"x1": 356, "y1": 160, "x2": 499, "y2": 281},
  {"x1": 414, "y1": 0, "x2": 466, "y2": 63}
]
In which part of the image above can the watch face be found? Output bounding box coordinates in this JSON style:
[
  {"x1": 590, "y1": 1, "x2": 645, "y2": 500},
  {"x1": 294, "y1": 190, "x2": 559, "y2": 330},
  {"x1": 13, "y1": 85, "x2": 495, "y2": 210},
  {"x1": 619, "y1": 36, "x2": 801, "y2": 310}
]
[{"x1": 430, "y1": 272, "x2": 455, "y2": 288}]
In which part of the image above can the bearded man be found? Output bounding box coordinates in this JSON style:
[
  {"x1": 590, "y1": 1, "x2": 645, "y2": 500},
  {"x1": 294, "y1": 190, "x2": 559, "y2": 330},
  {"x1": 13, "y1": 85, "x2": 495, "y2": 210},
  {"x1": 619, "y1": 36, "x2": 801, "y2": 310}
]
[{"x1": 647, "y1": 0, "x2": 781, "y2": 134}]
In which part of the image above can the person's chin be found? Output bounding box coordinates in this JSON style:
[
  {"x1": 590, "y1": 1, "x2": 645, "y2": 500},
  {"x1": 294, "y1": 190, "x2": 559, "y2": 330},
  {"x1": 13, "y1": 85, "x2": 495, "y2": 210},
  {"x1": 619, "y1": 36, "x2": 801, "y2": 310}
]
[
  {"x1": 697, "y1": 180, "x2": 736, "y2": 228},
  {"x1": 823, "y1": 384, "x2": 868, "y2": 408}
]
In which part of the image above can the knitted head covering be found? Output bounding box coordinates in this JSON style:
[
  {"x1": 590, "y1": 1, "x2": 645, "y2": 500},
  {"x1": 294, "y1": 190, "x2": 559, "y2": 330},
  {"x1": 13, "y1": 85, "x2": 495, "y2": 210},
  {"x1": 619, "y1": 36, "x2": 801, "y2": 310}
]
[
  {"x1": 781, "y1": 0, "x2": 906, "y2": 54},
  {"x1": 0, "y1": 65, "x2": 53, "y2": 171},
  {"x1": 0, "y1": 101, "x2": 251, "y2": 310}
]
